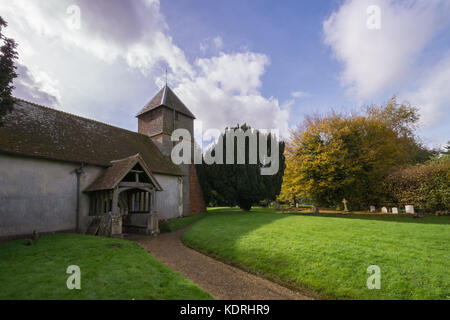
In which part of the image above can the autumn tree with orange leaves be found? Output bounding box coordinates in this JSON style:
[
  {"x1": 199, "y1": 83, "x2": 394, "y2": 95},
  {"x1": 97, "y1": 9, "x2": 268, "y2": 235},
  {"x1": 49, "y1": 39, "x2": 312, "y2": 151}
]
[{"x1": 279, "y1": 97, "x2": 433, "y2": 210}]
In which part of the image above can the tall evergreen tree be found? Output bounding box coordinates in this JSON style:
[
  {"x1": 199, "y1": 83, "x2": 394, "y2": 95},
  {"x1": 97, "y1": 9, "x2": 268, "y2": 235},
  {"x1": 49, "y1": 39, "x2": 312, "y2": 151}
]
[
  {"x1": 197, "y1": 124, "x2": 285, "y2": 211},
  {"x1": 0, "y1": 16, "x2": 18, "y2": 126}
]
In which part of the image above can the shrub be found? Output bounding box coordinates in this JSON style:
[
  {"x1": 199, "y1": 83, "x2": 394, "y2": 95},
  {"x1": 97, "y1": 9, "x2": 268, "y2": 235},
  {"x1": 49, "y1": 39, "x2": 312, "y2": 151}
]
[{"x1": 385, "y1": 159, "x2": 450, "y2": 212}]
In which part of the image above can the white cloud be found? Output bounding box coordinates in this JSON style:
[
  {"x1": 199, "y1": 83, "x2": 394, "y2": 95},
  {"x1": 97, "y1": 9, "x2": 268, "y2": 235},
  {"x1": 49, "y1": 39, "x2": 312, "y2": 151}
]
[
  {"x1": 1, "y1": 0, "x2": 291, "y2": 138},
  {"x1": 1, "y1": 0, "x2": 192, "y2": 76},
  {"x1": 213, "y1": 36, "x2": 223, "y2": 50},
  {"x1": 291, "y1": 91, "x2": 309, "y2": 99},
  {"x1": 200, "y1": 36, "x2": 224, "y2": 53},
  {"x1": 195, "y1": 52, "x2": 268, "y2": 95},
  {"x1": 125, "y1": 32, "x2": 194, "y2": 77},
  {"x1": 174, "y1": 52, "x2": 291, "y2": 138},
  {"x1": 14, "y1": 64, "x2": 61, "y2": 107},
  {"x1": 323, "y1": 0, "x2": 448, "y2": 99},
  {"x1": 406, "y1": 53, "x2": 450, "y2": 127}
]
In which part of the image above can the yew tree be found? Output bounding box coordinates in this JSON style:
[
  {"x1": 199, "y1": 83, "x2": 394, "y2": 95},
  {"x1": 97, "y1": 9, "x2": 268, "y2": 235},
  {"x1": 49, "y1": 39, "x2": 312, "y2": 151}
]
[
  {"x1": 0, "y1": 16, "x2": 18, "y2": 126},
  {"x1": 197, "y1": 124, "x2": 285, "y2": 211}
]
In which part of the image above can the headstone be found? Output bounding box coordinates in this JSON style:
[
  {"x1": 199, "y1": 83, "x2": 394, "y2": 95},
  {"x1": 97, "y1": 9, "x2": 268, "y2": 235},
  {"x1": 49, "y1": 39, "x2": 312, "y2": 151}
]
[
  {"x1": 296, "y1": 203, "x2": 299, "y2": 208},
  {"x1": 342, "y1": 198, "x2": 349, "y2": 212},
  {"x1": 381, "y1": 207, "x2": 388, "y2": 213},
  {"x1": 405, "y1": 205, "x2": 415, "y2": 214},
  {"x1": 370, "y1": 206, "x2": 376, "y2": 213},
  {"x1": 392, "y1": 207, "x2": 398, "y2": 214}
]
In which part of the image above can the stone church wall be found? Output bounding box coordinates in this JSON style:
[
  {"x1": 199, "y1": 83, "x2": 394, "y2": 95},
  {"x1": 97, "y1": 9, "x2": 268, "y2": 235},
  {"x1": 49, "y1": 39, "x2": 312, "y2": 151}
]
[
  {"x1": 153, "y1": 173, "x2": 184, "y2": 220},
  {"x1": 0, "y1": 153, "x2": 103, "y2": 239}
]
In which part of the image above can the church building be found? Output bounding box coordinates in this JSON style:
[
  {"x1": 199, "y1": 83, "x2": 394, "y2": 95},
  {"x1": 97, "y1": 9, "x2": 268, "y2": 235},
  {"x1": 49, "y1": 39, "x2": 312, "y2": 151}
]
[{"x1": 0, "y1": 86, "x2": 206, "y2": 239}]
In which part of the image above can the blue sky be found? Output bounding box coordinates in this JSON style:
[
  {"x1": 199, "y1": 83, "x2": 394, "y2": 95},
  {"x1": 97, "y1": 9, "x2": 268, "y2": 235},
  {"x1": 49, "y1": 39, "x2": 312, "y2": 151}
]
[
  {"x1": 162, "y1": 1, "x2": 338, "y2": 94},
  {"x1": 1, "y1": 0, "x2": 449, "y2": 147}
]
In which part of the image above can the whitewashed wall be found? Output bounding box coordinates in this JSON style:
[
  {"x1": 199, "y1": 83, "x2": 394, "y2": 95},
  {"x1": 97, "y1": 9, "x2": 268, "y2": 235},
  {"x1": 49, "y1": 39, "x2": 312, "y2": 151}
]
[
  {"x1": 154, "y1": 173, "x2": 183, "y2": 220},
  {"x1": 0, "y1": 154, "x2": 103, "y2": 238}
]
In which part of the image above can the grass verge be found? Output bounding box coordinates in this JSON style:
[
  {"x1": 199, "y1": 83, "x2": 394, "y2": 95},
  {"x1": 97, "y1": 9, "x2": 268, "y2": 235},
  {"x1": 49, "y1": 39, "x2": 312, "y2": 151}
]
[
  {"x1": 0, "y1": 234, "x2": 213, "y2": 300},
  {"x1": 183, "y1": 207, "x2": 449, "y2": 300}
]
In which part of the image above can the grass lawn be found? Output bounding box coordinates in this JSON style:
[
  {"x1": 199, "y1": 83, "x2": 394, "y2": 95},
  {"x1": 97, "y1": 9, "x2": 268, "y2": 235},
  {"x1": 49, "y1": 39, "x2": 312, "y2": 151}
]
[
  {"x1": 183, "y1": 207, "x2": 450, "y2": 300},
  {"x1": 0, "y1": 234, "x2": 212, "y2": 300}
]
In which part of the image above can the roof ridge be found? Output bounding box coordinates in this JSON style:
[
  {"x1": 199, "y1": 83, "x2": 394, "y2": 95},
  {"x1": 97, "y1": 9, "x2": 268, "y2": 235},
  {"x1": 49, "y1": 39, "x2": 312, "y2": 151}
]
[
  {"x1": 161, "y1": 85, "x2": 168, "y2": 105},
  {"x1": 14, "y1": 97, "x2": 151, "y2": 139},
  {"x1": 2, "y1": 98, "x2": 184, "y2": 176},
  {"x1": 136, "y1": 85, "x2": 195, "y2": 119},
  {"x1": 110, "y1": 153, "x2": 141, "y2": 164}
]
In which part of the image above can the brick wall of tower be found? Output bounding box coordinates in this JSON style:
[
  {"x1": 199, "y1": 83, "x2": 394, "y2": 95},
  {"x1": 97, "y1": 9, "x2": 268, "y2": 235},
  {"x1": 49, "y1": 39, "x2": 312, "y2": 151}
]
[
  {"x1": 137, "y1": 97, "x2": 205, "y2": 215},
  {"x1": 138, "y1": 108, "x2": 164, "y2": 137},
  {"x1": 189, "y1": 163, "x2": 206, "y2": 214}
]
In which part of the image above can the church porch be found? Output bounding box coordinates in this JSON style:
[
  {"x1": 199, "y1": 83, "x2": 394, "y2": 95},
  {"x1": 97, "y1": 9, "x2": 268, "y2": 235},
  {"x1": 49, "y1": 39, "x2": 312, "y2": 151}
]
[{"x1": 84, "y1": 154, "x2": 163, "y2": 238}]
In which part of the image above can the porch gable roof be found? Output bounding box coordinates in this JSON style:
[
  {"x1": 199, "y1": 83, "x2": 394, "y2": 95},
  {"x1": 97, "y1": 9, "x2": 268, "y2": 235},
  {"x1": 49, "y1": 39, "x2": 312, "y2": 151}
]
[{"x1": 85, "y1": 154, "x2": 163, "y2": 192}]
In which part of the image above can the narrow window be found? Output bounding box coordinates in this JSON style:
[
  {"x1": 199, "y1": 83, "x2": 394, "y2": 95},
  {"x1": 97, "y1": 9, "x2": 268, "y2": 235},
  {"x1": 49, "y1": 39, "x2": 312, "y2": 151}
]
[{"x1": 134, "y1": 197, "x2": 140, "y2": 212}]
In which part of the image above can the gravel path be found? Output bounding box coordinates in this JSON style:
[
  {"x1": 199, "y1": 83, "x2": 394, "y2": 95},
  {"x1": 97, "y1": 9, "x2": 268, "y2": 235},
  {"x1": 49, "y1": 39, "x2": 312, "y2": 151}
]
[{"x1": 130, "y1": 228, "x2": 311, "y2": 300}]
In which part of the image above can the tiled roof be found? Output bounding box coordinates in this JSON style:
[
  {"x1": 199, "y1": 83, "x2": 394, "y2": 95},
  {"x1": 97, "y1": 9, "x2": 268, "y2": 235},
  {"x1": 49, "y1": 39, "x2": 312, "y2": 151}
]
[
  {"x1": 85, "y1": 154, "x2": 163, "y2": 192},
  {"x1": 137, "y1": 85, "x2": 196, "y2": 119},
  {"x1": 0, "y1": 99, "x2": 183, "y2": 176}
]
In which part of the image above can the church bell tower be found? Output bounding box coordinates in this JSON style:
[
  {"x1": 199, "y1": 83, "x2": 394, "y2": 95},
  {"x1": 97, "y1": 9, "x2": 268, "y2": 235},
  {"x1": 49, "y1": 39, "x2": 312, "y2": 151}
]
[{"x1": 136, "y1": 85, "x2": 206, "y2": 215}]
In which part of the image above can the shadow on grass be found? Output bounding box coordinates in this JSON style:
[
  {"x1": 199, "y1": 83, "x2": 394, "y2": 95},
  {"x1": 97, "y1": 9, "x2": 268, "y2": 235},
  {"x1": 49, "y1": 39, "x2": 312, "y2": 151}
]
[
  {"x1": 205, "y1": 207, "x2": 291, "y2": 232},
  {"x1": 183, "y1": 207, "x2": 450, "y2": 300},
  {"x1": 186, "y1": 208, "x2": 331, "y2": 298}
]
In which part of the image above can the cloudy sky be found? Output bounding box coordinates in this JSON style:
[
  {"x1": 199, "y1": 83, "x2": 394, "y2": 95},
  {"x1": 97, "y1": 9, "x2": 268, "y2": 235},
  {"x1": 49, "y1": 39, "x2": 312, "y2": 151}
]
[{"x1": 1, "y1": 0, "x2": 449, "y2": 146}]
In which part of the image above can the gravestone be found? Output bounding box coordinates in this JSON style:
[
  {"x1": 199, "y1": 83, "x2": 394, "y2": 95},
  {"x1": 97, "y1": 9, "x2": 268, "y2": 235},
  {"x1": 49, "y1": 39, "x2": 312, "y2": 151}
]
[
  {"x1": 405, "y1": 205, "x2": 415, "y2": 214},
  {"x1": 342, "y1": 198, "x2": 349, "y2": 212},
  {"x1": 296, "y1": 203, "x2": 299, "y2": 208},
  {"x1": 370, "y1": 206, "x2": 376, "y2": 213},
  {"x1": 392, "y1": 207, "x2": 398, "y2": 214},
  {"x1": 381, "y1": 207, "x2": 388, "y2": 213}
]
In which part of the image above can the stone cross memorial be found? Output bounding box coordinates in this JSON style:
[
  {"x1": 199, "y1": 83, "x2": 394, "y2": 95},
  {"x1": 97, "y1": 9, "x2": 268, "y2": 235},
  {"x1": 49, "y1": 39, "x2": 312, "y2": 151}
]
[{"x1": 342, "y1": 198, "x2": 349, "y2": 212}]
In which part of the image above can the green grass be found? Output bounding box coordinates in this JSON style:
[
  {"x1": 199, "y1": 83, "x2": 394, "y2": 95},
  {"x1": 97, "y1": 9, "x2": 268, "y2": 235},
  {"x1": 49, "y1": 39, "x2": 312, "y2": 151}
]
[
  {"x1": 160, "y1": 212, "x2": 207, "y2": 232},
  {"x1": 0, "y1": 234, "x2": 213, "y2": 300},
  {"x1": 183, "y1": 207, "x2": 450, "y2": 300}
]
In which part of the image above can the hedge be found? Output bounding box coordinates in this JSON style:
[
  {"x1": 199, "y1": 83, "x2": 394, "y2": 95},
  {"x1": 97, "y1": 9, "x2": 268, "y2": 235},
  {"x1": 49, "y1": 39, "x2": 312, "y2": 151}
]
[{"x1": 385, "y1": 159, "x2": 449, "y2": 212}]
